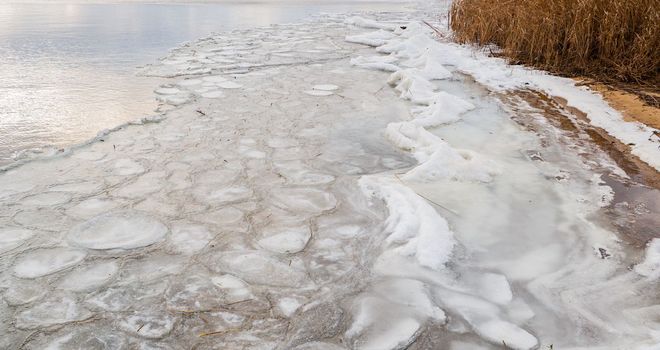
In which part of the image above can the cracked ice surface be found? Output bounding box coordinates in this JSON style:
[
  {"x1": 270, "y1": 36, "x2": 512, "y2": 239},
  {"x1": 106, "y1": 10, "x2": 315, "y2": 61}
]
[{"x1": 1, "y1": 7, "x2": 659, "y2": 350}]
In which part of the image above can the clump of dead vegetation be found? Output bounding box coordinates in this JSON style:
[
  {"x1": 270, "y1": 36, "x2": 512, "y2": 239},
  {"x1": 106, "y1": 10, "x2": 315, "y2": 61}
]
[{"x1": 449, "y1": 0, "x2": 660, "y2": 86}]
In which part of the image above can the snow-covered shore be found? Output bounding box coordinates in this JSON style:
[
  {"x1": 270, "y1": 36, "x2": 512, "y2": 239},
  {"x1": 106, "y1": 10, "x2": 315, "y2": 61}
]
[{"x1": 0, "y1": 3, "x2": 658, "y2": 350}]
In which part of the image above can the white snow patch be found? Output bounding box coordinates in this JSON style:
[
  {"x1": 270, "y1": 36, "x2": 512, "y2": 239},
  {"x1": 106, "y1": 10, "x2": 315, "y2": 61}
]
[
  {"x1": 635, "y1": 238, "x2": 660, "y2": 279},
  {"x1": 359, "y1": 176, "x2": 455, "y2": 270},
  {"x1": 410, "y1": 91, "x2": 475, "y2": 127},
  {"x1": 57, "y1": 261, "x2": 119, "y2": 292},
  {"x1": 277, "y1": 297, "x2": 302, "y2": 317}
]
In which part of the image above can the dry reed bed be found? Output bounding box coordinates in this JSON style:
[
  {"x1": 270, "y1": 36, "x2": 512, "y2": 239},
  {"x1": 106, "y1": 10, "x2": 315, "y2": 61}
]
[{"x1": 449, "y1": 0, "x2": 660, "y2": 86}]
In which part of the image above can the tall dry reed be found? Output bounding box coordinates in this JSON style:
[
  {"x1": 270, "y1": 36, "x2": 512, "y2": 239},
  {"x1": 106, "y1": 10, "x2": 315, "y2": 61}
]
[{"x1": 449, "y1": 0, "x2": 660, "y2": 85}]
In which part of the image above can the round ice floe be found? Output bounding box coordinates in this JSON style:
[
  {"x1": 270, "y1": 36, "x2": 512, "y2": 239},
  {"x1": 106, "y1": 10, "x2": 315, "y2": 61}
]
[
  {"x1": 66, "y1": 198, "x2": 120, "y2": 219},
  {"x1": 312, "y1": 84, "x2": 339, "y2": 91},
  {"x1": 0, "y1": 228, "x2": 33, "y2": 254},
  {"x1": 257, "y1": 224, "x2": 311, "y2": 254},
  {"x1": 211, "y1": 274, "x2": 254, "y2": 302},
  {"x1": 68, "y1": 211, "x2": 167, "y2": 250},
  {"x1": 57, "y1": 261, "x2": 119, "y2": 292},
  {"x1": 13, "y1": 248, "x2": 87, "y2": 279},
  {"x1": 303, "y1": 90, "x2": 333, "y2": 96},
  {"x1": 270, "y1": 188, "x2": 337, "y2": 214}
]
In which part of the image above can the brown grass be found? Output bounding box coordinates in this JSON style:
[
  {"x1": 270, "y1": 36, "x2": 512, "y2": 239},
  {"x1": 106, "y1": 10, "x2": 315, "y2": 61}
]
[{"x1": 449, "y1": 0, "x2": 660, "y2": 86}]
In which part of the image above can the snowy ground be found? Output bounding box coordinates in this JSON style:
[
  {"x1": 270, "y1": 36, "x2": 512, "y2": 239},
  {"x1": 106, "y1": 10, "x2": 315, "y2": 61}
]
[{"x1": 1, "y1": 3, "x2": 659, "y2": 350}]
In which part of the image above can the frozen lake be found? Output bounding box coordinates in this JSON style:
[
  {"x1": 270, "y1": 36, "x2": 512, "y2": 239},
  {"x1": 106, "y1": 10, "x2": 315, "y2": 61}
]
[{"x1": 0, "y1": 0, "x2": 410, "y2": 165}]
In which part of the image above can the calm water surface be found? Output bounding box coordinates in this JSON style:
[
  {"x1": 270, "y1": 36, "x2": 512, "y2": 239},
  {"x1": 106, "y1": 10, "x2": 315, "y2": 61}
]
[{"x1": 0, "y1": 1, "x2": 408, "y2": 164}]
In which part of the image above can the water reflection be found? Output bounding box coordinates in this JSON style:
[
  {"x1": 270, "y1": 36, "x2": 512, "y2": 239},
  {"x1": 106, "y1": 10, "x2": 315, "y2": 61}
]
[{"x1": 0, "y1": 1, "x2": 408, "y2": 164}]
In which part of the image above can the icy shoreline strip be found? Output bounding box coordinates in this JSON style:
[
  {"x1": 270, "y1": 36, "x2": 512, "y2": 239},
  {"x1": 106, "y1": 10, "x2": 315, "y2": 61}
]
[{"x1": 428, "y1": 40, "x2": 660, "y2": 172}]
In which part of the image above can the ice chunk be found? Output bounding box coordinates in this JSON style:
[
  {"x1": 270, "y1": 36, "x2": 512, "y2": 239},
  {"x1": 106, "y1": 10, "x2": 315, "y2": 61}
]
[
  {"x1": 257, "y1": 224, "x2": 311, "y2": 254},
  {"x1": 57, "y1": 261, "x2": 119, "y2": 292},
  {"x1": 68, "y1": 211, "x2": 167, "y2": 250},
  {"x1": 387, "y1": 69, "x2": 436, "y2": 105},
  {"x1": 437, "y1": 290, "x2": 537, "y2": 350},
  {"x1": 635, "y1": 238, "x2": 660, "y2": 279},
  {"x1": 0, "y1": 227, "x2": 33, "y2": 254},
  {"x1": 360, "y1": 176, "x2": 455, "y2": 269},
  {"x1": 167, "y1": 223, "x2": 213, "y2": 255},
  {"x1": 15, "y1": 295, "x2": 92, "y2": 329},
  {"x1": 211, "y1": 274, "x2": 254, "y2": 303},
  {"x1": 14, "y1": 247, "x2": 87, "y2": 278},
  {"x1": 346, "y1": 296, "x2": 422, "y2": 350},
  {"x1": 404, "y1": 47, "x2": 453, "y2": 80},
  {"x1": 410, "y1": 91, "x2": 475, "y2": 127},
  {"x1": 350, "y1": 55, "x2": 400, "y2": 72},
  {"x1": 345, "y1": 30, "x2": 396, "y2": 47}
]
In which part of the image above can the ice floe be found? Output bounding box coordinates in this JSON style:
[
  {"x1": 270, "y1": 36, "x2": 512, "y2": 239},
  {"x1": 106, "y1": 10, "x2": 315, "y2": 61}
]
[
  {"x1": 13, "y1": 248, "x2": 87, "y2": 279},
  {"x1": 68, "y1": 211, "x2": 168, "y2": 250}
]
